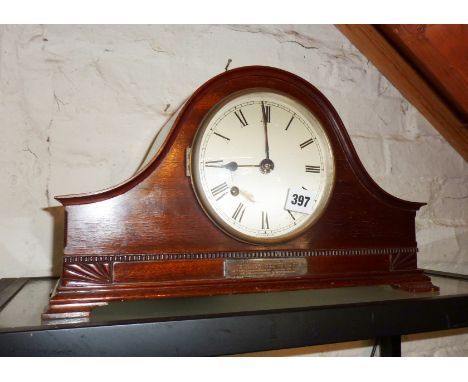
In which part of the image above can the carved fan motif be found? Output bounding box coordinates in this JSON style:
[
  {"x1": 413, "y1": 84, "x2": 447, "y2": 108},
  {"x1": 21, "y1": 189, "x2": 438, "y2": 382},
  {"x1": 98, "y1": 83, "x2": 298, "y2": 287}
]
[
  {"x1": 390, "y1": 251, "x2": 417, "y2": 271},
  {"x1": 63, "y1": 263, "x2": 111, "y2": 286},
  {"x1": 42, "y1": 66, "x2": 438, "y2": 322}
]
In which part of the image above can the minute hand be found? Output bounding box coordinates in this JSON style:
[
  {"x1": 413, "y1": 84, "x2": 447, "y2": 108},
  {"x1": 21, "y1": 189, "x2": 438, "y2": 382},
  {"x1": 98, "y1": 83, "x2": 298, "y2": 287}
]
[{"x1": 261, "y1": 101, "x2": 270, "y2": 159}]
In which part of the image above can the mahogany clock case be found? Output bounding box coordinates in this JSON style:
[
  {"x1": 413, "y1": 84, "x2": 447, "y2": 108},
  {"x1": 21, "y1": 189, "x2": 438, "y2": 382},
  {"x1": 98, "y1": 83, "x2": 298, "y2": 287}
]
[{"x1": 43, "y1": 66, "x2": 438, "y2": 321}]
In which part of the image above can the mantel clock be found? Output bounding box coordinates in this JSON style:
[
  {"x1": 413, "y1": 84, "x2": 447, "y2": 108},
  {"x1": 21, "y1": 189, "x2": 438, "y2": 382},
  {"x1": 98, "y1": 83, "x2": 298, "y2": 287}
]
[{"x1": 43, "y1": 66, "x2": 438, "y2": 322}]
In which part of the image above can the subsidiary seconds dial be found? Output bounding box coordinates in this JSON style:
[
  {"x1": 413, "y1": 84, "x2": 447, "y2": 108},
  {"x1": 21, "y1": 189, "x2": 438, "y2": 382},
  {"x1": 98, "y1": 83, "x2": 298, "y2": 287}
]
[{"x1": 190, "y1": 90, "x2": 335, "y2": 244}]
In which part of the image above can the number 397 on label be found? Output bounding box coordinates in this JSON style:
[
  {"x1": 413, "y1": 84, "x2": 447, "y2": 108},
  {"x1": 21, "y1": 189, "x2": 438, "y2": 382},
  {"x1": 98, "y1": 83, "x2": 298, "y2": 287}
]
[{"x1": 285, "y1": 187, "x2": 315, "y2": 215}]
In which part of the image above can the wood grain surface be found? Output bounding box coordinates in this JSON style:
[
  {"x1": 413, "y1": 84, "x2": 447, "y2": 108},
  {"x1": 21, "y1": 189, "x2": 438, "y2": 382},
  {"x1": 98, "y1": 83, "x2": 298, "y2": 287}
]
[
  {"x1": 336, "y1": 24, "x2": 468, "y2": 161},
  {"x1": 43, "y1": 66, "x2": 437, "y2": 321}
]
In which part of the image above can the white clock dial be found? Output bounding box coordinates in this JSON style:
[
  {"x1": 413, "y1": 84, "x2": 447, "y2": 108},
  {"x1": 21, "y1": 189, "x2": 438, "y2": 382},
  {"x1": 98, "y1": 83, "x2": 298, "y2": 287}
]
[{"x1": 191, "y1": 90, "x2": 335, "y2": 244}]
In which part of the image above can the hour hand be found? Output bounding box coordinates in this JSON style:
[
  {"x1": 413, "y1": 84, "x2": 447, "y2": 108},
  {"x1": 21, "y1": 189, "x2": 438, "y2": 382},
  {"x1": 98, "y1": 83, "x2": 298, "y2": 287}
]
[
  {"x1": 205, "y1": 160, "x2": 238, "y2": 171},
  {"x1": 205, "y1": 160, "x2": 260, "y2": 171}
]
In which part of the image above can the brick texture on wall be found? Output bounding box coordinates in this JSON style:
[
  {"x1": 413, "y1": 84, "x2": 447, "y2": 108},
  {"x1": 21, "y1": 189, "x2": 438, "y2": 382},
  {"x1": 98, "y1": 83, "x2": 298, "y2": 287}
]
[{"x1": 0, "y1": 24, "x2": 466, "y2": 355}]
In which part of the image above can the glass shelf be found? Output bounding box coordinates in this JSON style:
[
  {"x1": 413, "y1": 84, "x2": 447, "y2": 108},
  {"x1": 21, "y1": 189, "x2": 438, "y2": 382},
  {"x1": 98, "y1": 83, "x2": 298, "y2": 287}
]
[{"x1": 1, "y1": 273, "x2": 467, "y2": 329}]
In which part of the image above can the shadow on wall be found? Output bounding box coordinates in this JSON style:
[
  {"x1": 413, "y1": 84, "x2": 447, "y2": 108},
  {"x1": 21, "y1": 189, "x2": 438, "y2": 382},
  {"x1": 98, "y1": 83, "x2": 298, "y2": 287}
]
[{"x1": 43, "y1": 206, "x2": 65, "y2": 276}]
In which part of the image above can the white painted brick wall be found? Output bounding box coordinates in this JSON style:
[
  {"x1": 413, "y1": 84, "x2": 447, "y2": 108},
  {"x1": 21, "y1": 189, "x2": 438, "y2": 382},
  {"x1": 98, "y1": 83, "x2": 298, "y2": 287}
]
[{"x1": 0, "y1": 24, "x2": 466, "y2": 355}]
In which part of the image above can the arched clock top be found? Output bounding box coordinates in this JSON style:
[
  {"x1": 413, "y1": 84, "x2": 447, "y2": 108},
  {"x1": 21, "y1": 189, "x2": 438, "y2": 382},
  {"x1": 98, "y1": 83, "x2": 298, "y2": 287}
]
[
  {"x1": 44, "y1": 66, "x2": 437, "y2": 322},
  {"x1": 56, "y1": 66, "x2": 423, "y2": 212}
]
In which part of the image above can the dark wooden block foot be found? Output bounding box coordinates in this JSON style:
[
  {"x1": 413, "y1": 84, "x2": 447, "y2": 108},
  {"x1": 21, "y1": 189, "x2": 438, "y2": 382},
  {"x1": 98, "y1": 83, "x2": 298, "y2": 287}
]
[
  {"x1": 42, "y1": 300, "x2": 108, "y2": 324},
  {"x1": 391, "y1": 280, "x2": 440, "y2": 293}
]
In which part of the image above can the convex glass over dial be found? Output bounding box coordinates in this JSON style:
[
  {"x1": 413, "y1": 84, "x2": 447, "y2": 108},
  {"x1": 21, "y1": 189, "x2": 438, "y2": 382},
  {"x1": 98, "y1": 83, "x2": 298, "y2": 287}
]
[{"x1": 190, "y1": 90, "x2": 335, "y2": 244}]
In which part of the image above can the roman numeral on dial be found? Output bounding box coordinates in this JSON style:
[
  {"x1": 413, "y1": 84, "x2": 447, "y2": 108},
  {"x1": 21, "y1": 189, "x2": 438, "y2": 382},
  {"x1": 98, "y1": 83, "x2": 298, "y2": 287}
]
[
  {"x1": 234, "y1": 110, "x2": 248, "y2": 127},
  {"x1": 306, "y1": 165, "x2": 321, "y2": 173},
  {"x1": 232, "y1": 202, "x2": 246, "y2": 222},
  {"x1": 300, "y1": 138, "x2": 315, "y2": 149},
  {"x1": 211, "y1": 182, "x2": 229, "y2": 199},
  {"x1": 261, "y1": 103, "x2": 271, "y2": 123},
  {"x1": 261, "y1": 211, "x2": 269, "y2": 229},
  {"x1": 285, "y1": 116, "x2": 294, "y2": 130},
  {"x1": 213, "y1": 132, "x2": 231, "y2": 141}
]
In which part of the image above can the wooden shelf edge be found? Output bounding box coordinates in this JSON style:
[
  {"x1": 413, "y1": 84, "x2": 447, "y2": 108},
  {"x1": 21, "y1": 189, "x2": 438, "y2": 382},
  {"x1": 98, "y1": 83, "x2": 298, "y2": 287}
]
[{"x1": 335, "y1": 24, "x2": 468, "y2": 161}]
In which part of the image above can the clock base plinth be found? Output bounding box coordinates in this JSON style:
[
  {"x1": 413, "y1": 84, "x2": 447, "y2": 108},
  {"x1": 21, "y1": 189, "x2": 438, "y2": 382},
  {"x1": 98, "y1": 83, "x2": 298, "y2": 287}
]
[
  {"x1": 42, "y1": 303, "x2": 106, "y2": 325},
  {"x1": 46, "y1": 67, "x2": 436, "y2": 325},
  {"x1": 42, "y1": 269, "x2": 438, "y2": 324},
  {"x1": 391, "y1": 280, "x2": 440, "y2": 293}
]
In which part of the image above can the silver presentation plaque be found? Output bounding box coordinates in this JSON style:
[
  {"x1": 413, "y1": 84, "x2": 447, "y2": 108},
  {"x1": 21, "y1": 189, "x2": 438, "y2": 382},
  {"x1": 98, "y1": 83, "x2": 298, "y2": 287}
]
[{"x1": 224, "y1": 258, "x2": 307, "y2": 279}]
